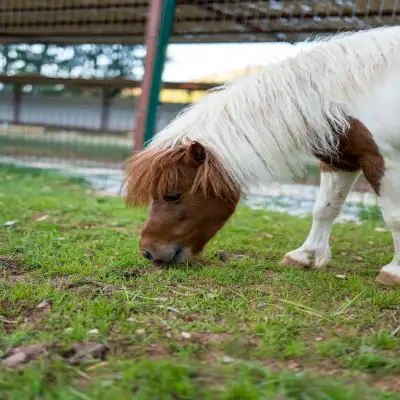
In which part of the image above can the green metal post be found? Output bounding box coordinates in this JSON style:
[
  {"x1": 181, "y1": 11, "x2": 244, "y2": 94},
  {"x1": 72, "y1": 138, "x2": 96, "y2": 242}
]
[{"x1": 135, "y1": 0, "x2": 176, "y2": 151}]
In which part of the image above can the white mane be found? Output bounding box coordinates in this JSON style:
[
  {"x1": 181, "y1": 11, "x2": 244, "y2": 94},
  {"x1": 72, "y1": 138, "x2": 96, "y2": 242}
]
[{"x1": 148, "y1": 26, "x2": 400, "y2": 192}]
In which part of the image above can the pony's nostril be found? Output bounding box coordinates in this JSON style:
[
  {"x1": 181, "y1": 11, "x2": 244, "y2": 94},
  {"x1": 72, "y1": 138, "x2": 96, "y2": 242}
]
[{"x1": 142, "y1": 250, "x2": 153, "y2": 261}]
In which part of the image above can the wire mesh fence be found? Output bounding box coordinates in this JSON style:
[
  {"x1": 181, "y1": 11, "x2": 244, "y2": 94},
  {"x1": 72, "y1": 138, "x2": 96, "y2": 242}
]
[
  {"x1": 0, "y1": 1, "x2": 148, "y2": 166},
  {"x1": 0, "y1": 0, "x2": 393, "y2": 213},
  {"x1": 173, "y1": 0, "x2": 400, "y2": 43}
]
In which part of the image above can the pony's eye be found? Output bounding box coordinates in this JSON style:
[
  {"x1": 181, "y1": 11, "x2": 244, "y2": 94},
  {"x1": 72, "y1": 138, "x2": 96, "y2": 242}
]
[{"x1": 163, "y1": 193, "x2": 182, "y2": 202}]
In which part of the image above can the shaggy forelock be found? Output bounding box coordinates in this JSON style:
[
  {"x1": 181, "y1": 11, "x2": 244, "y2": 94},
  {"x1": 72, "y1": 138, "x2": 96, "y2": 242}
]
[{"x1": 123, "y1": 144, "x2": 241, "y2": 207}]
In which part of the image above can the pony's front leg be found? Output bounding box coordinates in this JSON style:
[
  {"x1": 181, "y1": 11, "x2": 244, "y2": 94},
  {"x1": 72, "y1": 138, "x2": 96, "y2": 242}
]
[
  {"x1": 281, "y1": 166, "x2": 360, "y2": 269},
  {"x1": 376, "y1": 162, "x2": 400, "y2": 285}
]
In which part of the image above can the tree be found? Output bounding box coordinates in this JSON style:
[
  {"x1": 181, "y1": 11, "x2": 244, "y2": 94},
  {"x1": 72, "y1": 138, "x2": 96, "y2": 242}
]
[{"x1": 0, "y1": 43, "x2": 146, "y2": 79}]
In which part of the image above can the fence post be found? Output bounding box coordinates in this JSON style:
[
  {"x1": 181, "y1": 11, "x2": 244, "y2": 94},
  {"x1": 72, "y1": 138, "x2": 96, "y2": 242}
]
[
  {"x1": 12, "y1": 84, "x2": 21, "y2": 124},
  {"x1": 100, "y1": 88, "x2": 111, "y2": 132},
  {"x1": 134, "y1": 0, "x2": 176, "y2": 152}
]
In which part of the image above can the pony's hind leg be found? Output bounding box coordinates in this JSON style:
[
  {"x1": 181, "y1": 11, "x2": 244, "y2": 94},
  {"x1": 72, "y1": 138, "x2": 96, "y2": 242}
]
[
  {"x1": 281, "y1": 165, "x2": 360, "y2": 269},
  {"x1": 376, "y1": 161, "x2": 400, "y2": 285}
]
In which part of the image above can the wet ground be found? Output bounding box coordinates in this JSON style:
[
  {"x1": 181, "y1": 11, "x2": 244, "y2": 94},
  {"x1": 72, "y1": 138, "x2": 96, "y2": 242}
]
[{"x1": 0, "y1": 156, "x2": 378, "y2": 224}]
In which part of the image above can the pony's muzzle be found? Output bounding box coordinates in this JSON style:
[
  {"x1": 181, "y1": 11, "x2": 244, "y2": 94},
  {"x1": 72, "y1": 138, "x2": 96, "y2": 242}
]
[{"x1": 140, "y1": 245, "x2": 185, "y2": 266}]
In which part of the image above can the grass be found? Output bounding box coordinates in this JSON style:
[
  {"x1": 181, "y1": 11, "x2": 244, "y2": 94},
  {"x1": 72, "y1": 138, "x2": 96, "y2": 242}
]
[
  {"x1": 0, "y1": 134, "x2": 131, "y2": 163},
  {"x1": 0, "y1": 164, "x2": 399, "y2": 399}
]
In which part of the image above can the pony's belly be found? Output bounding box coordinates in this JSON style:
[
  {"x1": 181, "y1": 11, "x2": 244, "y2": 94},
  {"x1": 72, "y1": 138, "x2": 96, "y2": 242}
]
[{"x1": 347, "y1": 61, "x2": 400, "y2": 160}]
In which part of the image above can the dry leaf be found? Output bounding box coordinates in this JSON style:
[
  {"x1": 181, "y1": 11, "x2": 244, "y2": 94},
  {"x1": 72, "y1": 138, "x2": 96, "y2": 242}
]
[
  {"x1": 181, "y1": 332, "x2": 191, "y2": 339},
  {"x1": 35, "y1": 215, "x2": 49, "y2": 222},
  {"x1": 86, "y1": 361, "x2": 108, "y2": 371},
  {"x1": 36, "y1": 301, "x2": 49, "y2": 309}
]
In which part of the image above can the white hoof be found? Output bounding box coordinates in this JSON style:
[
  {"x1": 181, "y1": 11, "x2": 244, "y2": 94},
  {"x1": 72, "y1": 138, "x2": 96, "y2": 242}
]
[
  {"x1": 376, "y1": 265, "x2": 400, "y2": 286},
  {"x1": 280, "y1": 247, "x2": 331, "y2": 269}
]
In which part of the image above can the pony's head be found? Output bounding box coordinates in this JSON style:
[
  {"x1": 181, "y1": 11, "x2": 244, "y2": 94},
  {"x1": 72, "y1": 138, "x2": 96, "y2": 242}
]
[{"x1": 123, "y1": 141, "x2": 241, "y2": 265}]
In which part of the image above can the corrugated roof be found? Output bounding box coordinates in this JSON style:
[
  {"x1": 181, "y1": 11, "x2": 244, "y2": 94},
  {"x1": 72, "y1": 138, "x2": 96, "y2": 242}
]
[{"x1": 0, "y1": 0, "x2": 398, "y2": 45}]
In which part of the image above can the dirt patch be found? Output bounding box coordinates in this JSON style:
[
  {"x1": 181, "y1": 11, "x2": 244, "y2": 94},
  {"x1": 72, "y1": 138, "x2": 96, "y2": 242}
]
[
  {"x1": 215, "y1": 251, "x2": 274, "y2": 263},
  {"x1": 122, "y1": 267, "x2": 164, "y2": 279},
  {"x1": 146, "y1": 343, "x2": 171, "y2": 359},
  {"x1": 203, "y1": 349, "x2": 226, "y2": 364},
  {"x1": 0, "y1": 256, "x2": 31, "y2": 284},
  {"x1": 23, "y1": 301, "x2": 52, "y2": 325},
  {"x1": 0, "y1": 300, "x2": 18, "y2": 311},
  {"x1": 0, "y1": 256, "x2": 21, "y2": 273},
  {"x1": 263, "y1": 269, "x2": 280, "y2": 277},
  {"x1": 49, "y1": 275, "x2": 74, "y2": 288},
  {"x1": 0, "y1": 299, "x2": 51, "y2": 333},
  {"x1": 374, "y1": 376, "x2": 400, "y2": 392},
  {"x1": 122, "y1": 342, "x2": 171, "y2": 361},
  {"x1": 217, "y1": 251, "x2": 246, "y2": 262},
  {"x1": 191, "y1": 333, "x2": 233, "y2": 345},
  {"x1": 180, "y1": 313, "x2": 202, "y2": 323},
  {"x1": 251, "y1": 283, "x2": 274, "y2": 294},
  {"x1": 50, "y1": 276, "x2": 124, "y2": 295}
]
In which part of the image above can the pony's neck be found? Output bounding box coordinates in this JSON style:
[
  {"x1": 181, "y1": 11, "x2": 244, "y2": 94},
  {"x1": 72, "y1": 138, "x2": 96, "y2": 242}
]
[{"x1": 150, "y1": 27, "x2": 400, "y2": 191}]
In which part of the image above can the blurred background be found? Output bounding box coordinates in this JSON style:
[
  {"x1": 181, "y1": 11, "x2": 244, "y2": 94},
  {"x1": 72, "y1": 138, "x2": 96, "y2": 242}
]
[{"x1": 0, "y1": 0, "x2": 392, "y2": 222}]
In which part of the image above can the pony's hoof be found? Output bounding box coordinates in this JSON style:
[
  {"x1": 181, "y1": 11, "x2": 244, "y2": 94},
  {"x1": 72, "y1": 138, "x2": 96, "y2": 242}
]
[
  {"x1": 376, "y1": 271, "x2": 400, "y2": 286},
  {"x1": 281, "y1": 248, "x2": 331, "y2": 270},
  {"x1": 280, "y1": 250, "x2": 311, "y2": 269}
]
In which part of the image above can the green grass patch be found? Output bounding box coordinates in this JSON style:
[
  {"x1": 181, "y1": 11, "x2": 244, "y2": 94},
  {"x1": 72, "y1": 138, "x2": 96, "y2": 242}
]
[
  {"x1": 0, "y1": 164, "x2": 399, "y2": 399},
  {"x1": 0, "y1": 135, "x2": 131, "y2": 163}
]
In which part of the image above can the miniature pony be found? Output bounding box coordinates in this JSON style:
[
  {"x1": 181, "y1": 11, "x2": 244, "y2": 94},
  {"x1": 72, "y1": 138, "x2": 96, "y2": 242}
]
[{"x1": 124, "y1": 26, "x2": 400, "y2": 285}]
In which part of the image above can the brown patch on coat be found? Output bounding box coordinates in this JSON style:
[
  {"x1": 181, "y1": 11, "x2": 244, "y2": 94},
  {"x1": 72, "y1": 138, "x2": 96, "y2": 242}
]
[{"x1": 316, "y1": 119, "x2": 385, "y2": 195}]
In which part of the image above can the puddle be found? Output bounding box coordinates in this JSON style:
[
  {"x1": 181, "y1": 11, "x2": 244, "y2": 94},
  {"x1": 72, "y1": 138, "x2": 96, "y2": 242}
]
[{"x1": 0, "y1": 156, "x2": 378, "y2": 223}]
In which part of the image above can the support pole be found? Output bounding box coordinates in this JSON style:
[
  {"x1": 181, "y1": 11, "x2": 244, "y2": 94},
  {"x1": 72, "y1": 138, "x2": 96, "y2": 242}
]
[
  {"x1": 100, "y1": 88, "x2": 111, "y2": 132},
  {"x1": 12, "y1": 84, "x2": 21, "y2": 124},
  {"x1": 134, "y1": 0, "x2": 176, "y2": 152}
]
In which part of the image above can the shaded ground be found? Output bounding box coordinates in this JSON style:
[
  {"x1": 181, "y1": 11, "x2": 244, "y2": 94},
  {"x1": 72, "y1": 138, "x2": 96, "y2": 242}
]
[{"x1": 0, "y1": 165, "x2": 399, "y2": 399}]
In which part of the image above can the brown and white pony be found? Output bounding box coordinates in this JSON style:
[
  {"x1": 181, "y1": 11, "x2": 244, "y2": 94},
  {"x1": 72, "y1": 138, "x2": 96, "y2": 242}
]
[{"x1": 124, "y1": 26, "x2": 400, "y2": 286}]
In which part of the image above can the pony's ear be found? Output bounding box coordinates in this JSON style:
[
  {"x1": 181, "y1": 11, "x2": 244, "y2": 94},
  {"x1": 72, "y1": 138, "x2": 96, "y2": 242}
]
[{"x1": 183, "y1": 141, "x2": 207, "y2": 168}]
